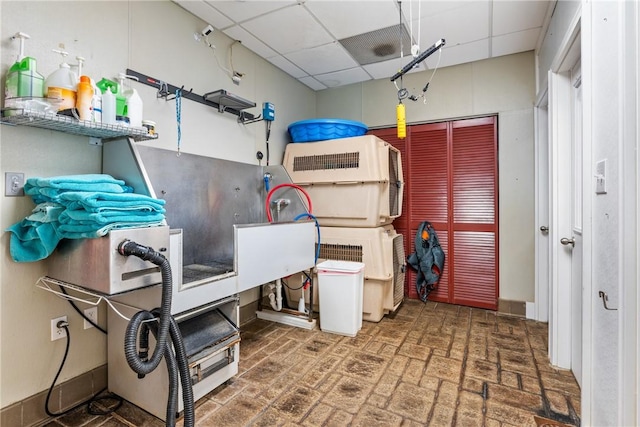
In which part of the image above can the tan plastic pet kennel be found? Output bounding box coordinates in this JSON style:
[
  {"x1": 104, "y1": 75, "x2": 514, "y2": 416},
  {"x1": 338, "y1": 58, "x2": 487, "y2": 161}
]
[
  {"x1": 284, "y1": 225, "x2": 405, "y2": 322},
  {"x1": 283, "y1": 135, "x2": 403, "y2": 228}
]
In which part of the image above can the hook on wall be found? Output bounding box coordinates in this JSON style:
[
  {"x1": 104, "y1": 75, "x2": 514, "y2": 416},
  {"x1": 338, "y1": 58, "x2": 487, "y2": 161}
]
[
  {"x1": 164, "y1": 85, "x2": 193, "y2": 101},
  {"x1": 157, "y1": 82, "x2": 193, "y2": 101},
  {"x1": 238, "y1": 113, "x2": 262, "y2": 124},
  {"x1": 598, "y1": 291, "x2": 618, "y2": 311}
]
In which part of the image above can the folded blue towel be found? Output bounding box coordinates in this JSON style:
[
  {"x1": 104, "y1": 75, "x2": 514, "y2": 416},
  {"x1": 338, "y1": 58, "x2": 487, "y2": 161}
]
[
  {"x1": 59, "y1": 209, "x2": 166, "y2": 225},
  {"x1": 24, "y1": 174, "x2": 133, "y2": 204},
  {"x1": 30, "y1": 174, "x2": 125, "y2": 188},
  {"x1": 26, "y1": 202, "x2": 65, "y2": 223},
  {"x1": 59, "y1": 191, "x2": 166, "y2": 213},
  {"x1": 7, "y1": 174, "x2": 167, "y2": 262},
  {"x1": 58, "y1": 221, "x2": 166, "y2": 239}
]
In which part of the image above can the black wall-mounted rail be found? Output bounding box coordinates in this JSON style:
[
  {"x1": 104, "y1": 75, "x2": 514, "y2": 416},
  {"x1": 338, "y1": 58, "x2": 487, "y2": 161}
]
[{"x1": 126, "y1": 69, "x2": 256, "y2": 121}]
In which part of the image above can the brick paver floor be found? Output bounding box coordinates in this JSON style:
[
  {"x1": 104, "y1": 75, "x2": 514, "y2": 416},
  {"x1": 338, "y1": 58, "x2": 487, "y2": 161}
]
[{"x1": 46, "y1": 300, "x2": 581, "y2": 426}]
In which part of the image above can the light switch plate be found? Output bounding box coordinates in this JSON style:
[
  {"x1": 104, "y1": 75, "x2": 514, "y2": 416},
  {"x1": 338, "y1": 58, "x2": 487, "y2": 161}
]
[
  {"x1": 5, "y1": 172, "x2": 25, "y2": 196},
  {"x1": 595, "y1": 159, "x2": 606, "y2": 194}
]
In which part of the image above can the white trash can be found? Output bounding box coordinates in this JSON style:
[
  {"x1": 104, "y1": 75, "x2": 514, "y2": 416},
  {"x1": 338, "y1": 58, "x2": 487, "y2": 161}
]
[{"x1": 316, "y1": 260, "x2": 365, "y2": 337}]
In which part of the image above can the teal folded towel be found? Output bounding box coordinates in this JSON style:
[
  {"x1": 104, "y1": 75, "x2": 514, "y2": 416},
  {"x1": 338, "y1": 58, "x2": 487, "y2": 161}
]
[
  {"x1": 7, "y1": 174, "x2": 167, "y2": 262},
  {"x1": 59, "y1": 191, "x2": 166, "y2": 213},
  {"x1": 58, "y1": 220, "x2": 166, "y2": 239},
  {"x1": 24, "y1": 174, "x2": 133, "y2": 204},
  {"x1": 59, "y1": 209, "x2": 166, "y2": 225},
  {"x1": 25, "y1": 202, "x2": 65, "y2": 223}
]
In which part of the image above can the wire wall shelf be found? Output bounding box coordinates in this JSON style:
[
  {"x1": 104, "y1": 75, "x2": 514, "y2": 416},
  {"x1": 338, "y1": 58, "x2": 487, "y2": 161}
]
[
  {"x1": 37, "y1": 276, "x2": 135, "y2": 321},
  {"x1": 1, "y1": 109, "x2": 158, "y2": 143}
]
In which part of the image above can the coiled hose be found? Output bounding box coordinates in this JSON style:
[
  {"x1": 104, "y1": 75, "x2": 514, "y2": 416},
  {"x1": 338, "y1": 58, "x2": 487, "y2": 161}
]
[{"x1": 117, "y1": 240, "x2": 194, "y2": 427}]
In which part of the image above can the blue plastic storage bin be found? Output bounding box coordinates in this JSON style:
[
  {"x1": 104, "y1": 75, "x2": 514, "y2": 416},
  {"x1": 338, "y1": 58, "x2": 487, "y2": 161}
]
[{"x1": 288, "y1": 118, "x2": 368, "y2": 143}]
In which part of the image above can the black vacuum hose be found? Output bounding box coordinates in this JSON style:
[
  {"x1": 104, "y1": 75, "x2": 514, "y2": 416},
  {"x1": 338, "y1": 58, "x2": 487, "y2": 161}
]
[{"x1": 118, "y1": 240, "x2": 195, "y2": 427}]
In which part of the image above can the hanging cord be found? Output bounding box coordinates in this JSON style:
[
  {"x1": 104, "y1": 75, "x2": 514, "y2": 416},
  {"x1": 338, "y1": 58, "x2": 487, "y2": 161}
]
[
  {"x1": 175, "y1": 88, "x2": 182, "y2": 156},
  {"x1": 407, "y1": 47, "x2": 442, "y2": 104},
  {"x1": 45, "y1": 321, "x2": 123, "y2": 418},
  {"x1": 60, "y1": 286, "x2": 107, "y2": 334}
]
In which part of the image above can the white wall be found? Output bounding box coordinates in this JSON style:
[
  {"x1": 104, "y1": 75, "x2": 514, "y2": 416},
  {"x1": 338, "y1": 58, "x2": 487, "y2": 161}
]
[
  {"x1": 317, "y1": 52, "x2": 537, "y2": 303},
  {"x1": 0, "y1": 0, "x2": 315, "y2": 408},
  {"x1": 537, "y1": 0, "x2": 640, "y2": 424}
]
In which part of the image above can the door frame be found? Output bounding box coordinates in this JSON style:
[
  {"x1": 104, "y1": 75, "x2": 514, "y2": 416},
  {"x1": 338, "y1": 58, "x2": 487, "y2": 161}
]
[
  {"x1": 534, "y1": 90, "x2": 549, "y2": 323},
  {"x1": 618, "y1": 0, "x2": 640, "y2": 424}
]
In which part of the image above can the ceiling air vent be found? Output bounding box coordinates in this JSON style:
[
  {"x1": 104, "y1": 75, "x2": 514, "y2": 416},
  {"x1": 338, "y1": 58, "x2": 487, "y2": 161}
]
[{"x1": 338, "y1": 24, "x2": 412, "y2": 66}]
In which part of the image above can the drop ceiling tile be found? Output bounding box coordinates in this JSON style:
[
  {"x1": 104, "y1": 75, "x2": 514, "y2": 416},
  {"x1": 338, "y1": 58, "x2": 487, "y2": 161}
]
[
  {"x1": 266, "y1": 55, "x2": 308, "y2": 79},
  {"x1": 173, "y1": 0, "x2": 233, "y2": 29},
  {"x1": 402, "y1": 1, "x2": 474, "y2": 21},
  {"x1": 241, "y1": 4, "x2": 334, "y2": 54},
  {"x1": 285, "y1": 43, "x2": 359, "y2": 75},
  {"x1": 427, "y1": 39, "x2": 489, "y2": 68},
  {"x1": 205, "y1": 0, "x2": 296, "y2": 24},
  {"x1": 313, "y1": 67, "x2": 372, "y2": 88},
  {"x1": 493, "y1": 1, "x2": 550, "y2": 36},
  {"x1": 224, "y1": 25, "x2": 278, "y2": 58},
  {"x1": 298, "y1": 76, "x2": 327, "y2": 91},
  {"x1": 363, "y1": 58, "x2": 425, "y2": 80},
  {"x1": 304, "y1": 1, "x2": 399, "y2": 39},
  {"x1": 492, "y1": 28, "x2": 541, "y2": 57},
  {"x1": 410, "y1": 1, "x2": 490, "y2": 49}
]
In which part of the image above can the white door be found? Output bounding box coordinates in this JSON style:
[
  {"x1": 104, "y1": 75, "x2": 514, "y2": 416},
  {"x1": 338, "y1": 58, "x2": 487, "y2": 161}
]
[
  {"x1": 548, "y1": 31, "x2": 582, "y2": 375},
  {"x1": 569, "y1": 61, "x2": 583, "y2": 386}
]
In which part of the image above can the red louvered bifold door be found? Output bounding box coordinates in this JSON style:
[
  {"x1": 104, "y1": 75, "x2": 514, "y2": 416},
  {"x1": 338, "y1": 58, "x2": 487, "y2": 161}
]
[
  {"x1": 370, "y1": 116, "x2": 498, "y2": 309},
  {"x1": 450, "y1": 117, "x2": 498, "y2": 309}
]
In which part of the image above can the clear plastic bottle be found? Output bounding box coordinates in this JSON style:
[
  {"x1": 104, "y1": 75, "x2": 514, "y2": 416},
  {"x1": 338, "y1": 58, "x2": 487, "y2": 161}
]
[
  {"x1": 96, "y1": 78, "x2": 117, "y2": 125},
  {"x1": 91, "y1": 79, "x2": 102, "y2": 123},
  {"x1": 125, "y1": 87, "x2": 143, "y2": 128},
  {"x1": 44, "y1": 50, "x2": 77, "y2": 111},
  {"x1": 76, "y1": 75, "x2": 93, "y2": 121},
  {"x1": 117, "y1": 73, "x2": 143, "y2": 128}
]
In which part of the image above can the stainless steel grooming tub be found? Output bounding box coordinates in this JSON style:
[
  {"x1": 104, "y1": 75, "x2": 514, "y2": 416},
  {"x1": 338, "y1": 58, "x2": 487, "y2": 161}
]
[{"x1": 46, "y1": 137, "x2": 316, "y2": 421}]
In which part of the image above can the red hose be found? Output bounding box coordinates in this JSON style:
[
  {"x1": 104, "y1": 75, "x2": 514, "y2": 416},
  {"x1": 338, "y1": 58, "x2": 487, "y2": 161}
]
[{"x1": 265, "y1": 183, "x2": 312, "y2": 222}]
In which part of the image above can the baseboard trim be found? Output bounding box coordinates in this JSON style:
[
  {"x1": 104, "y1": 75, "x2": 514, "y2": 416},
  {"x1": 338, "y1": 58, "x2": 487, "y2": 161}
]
[
  {"x1": 497, "y1": 298, "x2": 527, "y2": 317},
  {"x1": 1, "y1": 364, "x2": 107, "y2": 427}
]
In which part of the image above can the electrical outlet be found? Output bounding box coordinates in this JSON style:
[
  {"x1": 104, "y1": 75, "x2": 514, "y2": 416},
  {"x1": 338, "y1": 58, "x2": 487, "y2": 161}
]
[
  {"x1": 51, "y1": 316, "x2": 68, "y2": 341},
  {"x1": 84, "y1": 307, "x2": 98, "y2": 329},
  {"x1": 5, "y1": 172, "x2": 25, "y2": 196}
]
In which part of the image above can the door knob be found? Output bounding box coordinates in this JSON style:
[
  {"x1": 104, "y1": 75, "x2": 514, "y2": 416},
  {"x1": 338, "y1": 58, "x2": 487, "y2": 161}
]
[
  {"x1": 560, "y1": 237, "x2": 575, "y2": 248},
  {"x1": 540, "y1": 226, "x2": 549, "y2": 233}
]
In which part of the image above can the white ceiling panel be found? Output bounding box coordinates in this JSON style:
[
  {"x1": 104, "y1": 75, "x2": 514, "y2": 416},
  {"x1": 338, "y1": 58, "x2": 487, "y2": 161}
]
[
  {"x1": 427, "y1": 39, "x2": 490, "y2": 68},
  {"x1": 266, "y1": 55, "x2": 308, "y2": 79},
  {"x1": 492, "y1": 28, "x2": 541, "y2": 57},
  {"x1": 298, "y1": 76, "x2": 327, "y2": 91},
  {"x1": 304, "y1": 1, "x2": 400, "y2": 40},
  {"x1": 411, "y1": 1, "x2": 490, "y2": 49},
  {"x1": 241, "y1": 5, "x2": 334, "y2": 54},
  {"x1": 314, "y1": 67, "x2": 372, "y2": 88},
  {"x1": 493, "y1": 1, "x2": 549, "y2": 36},
  {"x1": 223, "y1": 25, "x2": 278, "y2": 59},
  {"x1": 174, "y1": 0, "x2": 233, "y2": 29},
  {"x1": 285, "y1": 43, "x2": 359, "y2": 76},
  {"x1": 178, "y1": 0, "x2": 553, "y2": 91},
  {"x1": 403, "y1": 1, "x2": 477, "y2": 20},
  {"x1": 205, "y1": 0, "x2": 296, "y2": 25}
]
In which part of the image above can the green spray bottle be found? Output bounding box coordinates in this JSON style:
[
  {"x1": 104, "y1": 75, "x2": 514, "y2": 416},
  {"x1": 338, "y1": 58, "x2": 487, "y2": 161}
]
[{"x1": 4, "y1": 32, "x2": 44, "y2": 110}]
